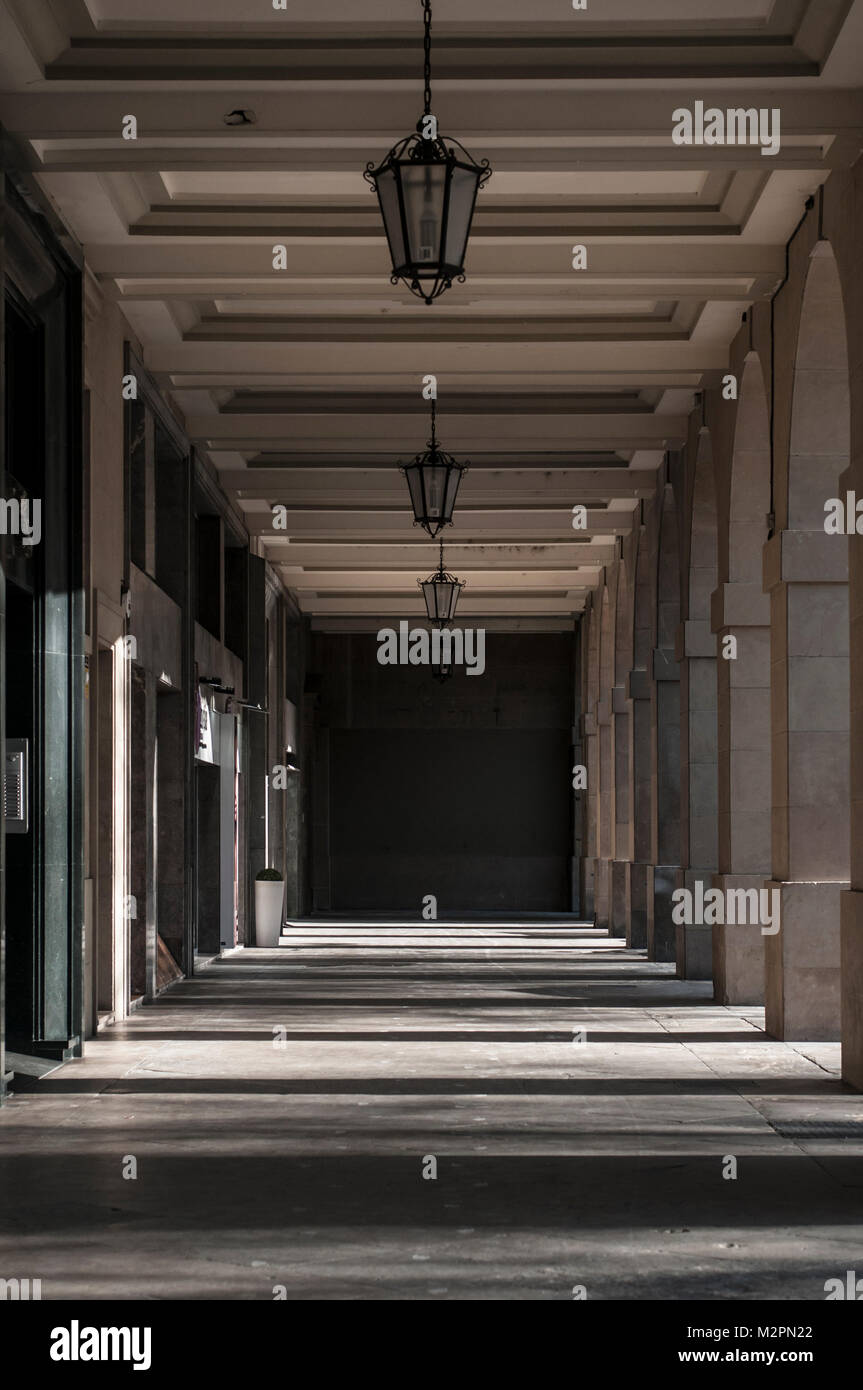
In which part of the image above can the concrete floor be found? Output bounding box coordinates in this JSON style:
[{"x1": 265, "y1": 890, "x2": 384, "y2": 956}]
[{"x1": 2, "y1": 924, "x2": 863, "y2": 1300}]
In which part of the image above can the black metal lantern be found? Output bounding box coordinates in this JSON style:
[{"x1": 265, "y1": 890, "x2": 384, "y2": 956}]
[
  {"x1": 363, "y1": 1, "x2": 491, "y2": 305},
  {"x1": 431, "y1": 626, "x2": 454, "y2": 684},
  {"x1": 420, "y1": 541, "x2": 464, "y2": 624},
  {"x1": 401, "y1": 398, "x2": 467, "y2": 538}
]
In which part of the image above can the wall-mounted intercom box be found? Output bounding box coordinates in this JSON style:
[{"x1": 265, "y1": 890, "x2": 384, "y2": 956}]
[{"x1": 4, "y1": 738, "x2": 29, "y2": 834}]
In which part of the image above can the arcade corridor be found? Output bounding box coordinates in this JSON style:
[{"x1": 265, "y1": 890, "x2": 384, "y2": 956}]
[{"x1": 1, "y1": 0, "x2": 863, "y2": 1324}]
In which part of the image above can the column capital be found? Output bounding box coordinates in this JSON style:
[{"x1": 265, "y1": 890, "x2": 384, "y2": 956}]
[
  {"x1": 612, "y1": 684, "x2": 629, "y2": 715},
  {"x1": 626, "y1": 668, "x2": 651, "y2": 700},
  {"x1": 710, "y1": 582, "x2": 770, "y2": 631},
  {"x1": 652, "y1": 647, "x2": 680, "y2": 682},
  {"x1": 674, "y1": 619, "x2": 713, "y2": 661},
  {"x1": 763, "y1": 529, "x2": 848, "y2": 591}
]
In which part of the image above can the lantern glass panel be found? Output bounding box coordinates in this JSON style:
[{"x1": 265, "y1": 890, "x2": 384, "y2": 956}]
[
  {"x1": 375, "y1": 164, "x2": 406, "y2": 269},
  {"x1": 443, "y1": 165, "x2": 480, "y2": 268},
  {"x1": 442, "y1": 462, "x2": 464, "y2": 520},
  {"x1": 401, "y1": 162, "x2": 446, "y2": 269},
  {"x1": 420, "y1": 579, "x2": 437, "y2": 620},
  {"x1": 423, "y1": 460, "x2": 449, "y2": 523},
  {"x1": 404, "y1": 464, "x2": 425, "y2": 520},
  {"x1": 442, "y1": 580, "x2": 461, "y2": 622},
  {"x1": 421, "y1": 576, "x2": 460, "y2": 623}
]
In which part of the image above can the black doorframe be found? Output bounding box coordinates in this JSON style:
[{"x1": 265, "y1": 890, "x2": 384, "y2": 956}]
[
  {"x1": 1, "y1": 166, "x2": 84, "y2": 1086},
  {"x1": 123, "y1": 345, "x2": 196, "y2": 977}
]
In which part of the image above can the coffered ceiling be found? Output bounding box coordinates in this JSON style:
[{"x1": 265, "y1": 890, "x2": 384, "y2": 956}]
[{"x1": 2, "y1": 0, "x2": 862, "y2": 626}]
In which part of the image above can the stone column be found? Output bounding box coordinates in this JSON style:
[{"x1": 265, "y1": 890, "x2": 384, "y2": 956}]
[
  {"x1": 764, "y1": 529, "x2": 849, "y2": 1039},
  {"x1": 648, "y1": 646, "x2": 681, "y2": 961},
  {"x1": 579, "y1": 597, "x2": 600, "y2": 921},
  {"x1": 595, "y1": 689, "x2": 613, "y2": 929},
  {"x1": 843, "y1": 452, "x2": 863, "y2": 1085},
  {"x1": 711, "y1": 581, "x2": 771, "y2": 1003},
  {"x1": 571, "y1": 700, "x2": 585, "y2": 916},
  {"x1": 581, "y1": 707, "x2": 597, "y2": 918},
  {"x1": 311, "y1": 719, "x2": 332, "y2": 913},
  {"x1": 675, "y1": 619, "x2": 717, "y2": 979},
  {"x1": 611, "y1": 685, "x2": 631, "y2": 936},
  {"x1": 626, "y1": 667, "x2": 652, "y2": 948}
]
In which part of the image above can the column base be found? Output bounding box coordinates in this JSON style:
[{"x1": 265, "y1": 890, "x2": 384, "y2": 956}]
[
  {"x1": 648, "y1": 865, "x2": 679, "y2": 962},
  {"x1": 581, "y1": 857, "x2": 596, "y2": 921},
  {"x1": 765, "y1": 880, "x2": 844, "y2": 1040},
  {"x1": 675, "y1": 869, "x2": 713, "y2": 980},
  {"x1": 841, "y1": 889, "x2": 863, "y2": 1088},
  {"x1": 594, "y1": 857, "x2": 611, "y2": 930},
  {"x1": 611, "y1": 860, "x2": 628, "y2": 937},
  {"x1": 712, "y1": 873, "x2": 766, "y2": 1005},
  {"x1": 626, "y1": 862, "x2": 649, "y2": 949}
]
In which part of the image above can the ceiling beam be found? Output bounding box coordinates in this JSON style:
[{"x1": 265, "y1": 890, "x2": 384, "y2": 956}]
[
  {"x1": 248, "y1": 510, "x2": 633, "y2": 537},
  {"x1": 268, "y1": 541, "x2": 619, "y2": 568},
  {"x1": 91, "y1": 242, "x2": 786, "y2": 279},
  {"x1": 298, "y1": 596, "x2": 586, "y2": 615},
  {"x1": 283, "y1": 569, "x2": 600, "y2": 591},
  {"x1": 188, "y1": 411, "x2": 688, "y2": 450},
  {"x1": 7, "y1": 87, "x2": 861, "y2": 138},
  {"x1": 308, "y1": 616, "x2": 578, "y2": 633},
  {"x1": 220, "y1": 467, "x2": 658, "y2": 495}
]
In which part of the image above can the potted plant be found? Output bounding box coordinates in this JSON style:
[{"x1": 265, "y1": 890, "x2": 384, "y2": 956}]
[{"x1": 254, "y1": 868, "x2": 284, "y2": 947}]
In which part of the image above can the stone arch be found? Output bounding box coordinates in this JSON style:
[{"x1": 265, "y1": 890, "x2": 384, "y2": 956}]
[
  {"x1": 787, "y1": 245, "x2": 851, "y2": 531},
  {"x1": 766, "y1": 241, "x2": 850, "y2": 1040},
  {"x1": 657, "y1": 483, "x2": 681, "y2": 655},
  {"x1": 688, "y1": 429, "x2": 718, "y2": 624},
  {"x1": 600, "y1": 580, "x2": 614, "y2": 691},
  {"x1": 633, "y1": 523, "x2": 652, "y2": 673},
  {"x1": 730, "y1": 354, "x2": 772, "y2": 586},
  {"x1": 615, "y1": 557, "x2": 633, "y2": 685}
]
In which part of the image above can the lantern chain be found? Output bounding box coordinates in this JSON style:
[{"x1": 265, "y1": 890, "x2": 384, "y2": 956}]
[{"x1": 423, "y1": 0, "x2": 433, "y2": 117}]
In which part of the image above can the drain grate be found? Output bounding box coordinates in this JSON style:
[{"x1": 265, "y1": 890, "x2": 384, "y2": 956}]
[{"x1": 772, "y1": 1120, "x2": 863, "y2": 1139}]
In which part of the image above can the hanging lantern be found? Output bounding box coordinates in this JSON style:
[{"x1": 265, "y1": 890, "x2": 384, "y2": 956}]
[
  {"x1": 363, "y1": 0, "x2": 491, "y2": 305},
  {"x1": 431, "y1": 626, "x2": 454, "y2": 684},
  {"x1": 420, "y1": 541, "x2": 464, "y2": 624},
  {"x1": 401, "y1": 398, "x2": 467, "y2": 538}
]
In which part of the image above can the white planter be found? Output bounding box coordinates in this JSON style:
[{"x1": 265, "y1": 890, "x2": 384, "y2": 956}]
[{"x1": 255, "y1": 880, "x2": 285, "y2": 947}]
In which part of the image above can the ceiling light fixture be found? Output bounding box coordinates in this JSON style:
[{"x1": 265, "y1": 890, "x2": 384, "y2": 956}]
[
  {"x1": 401, "y1": 396, "x2": 467, "y2": 538},
  {"x1": 363, "y1": 0, "x2": 491, "y2": 305},
  {"x1": 420, "y1": 540, "x2": 464, "y2": 625},
  {"x1": 431, "y1": 632, "x2": 454, "y2": 684}
]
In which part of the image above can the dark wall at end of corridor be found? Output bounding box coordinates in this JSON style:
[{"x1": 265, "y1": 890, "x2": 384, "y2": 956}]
[{"x1": 308, "y1": 632, "x2": 576, "y2": 914}]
